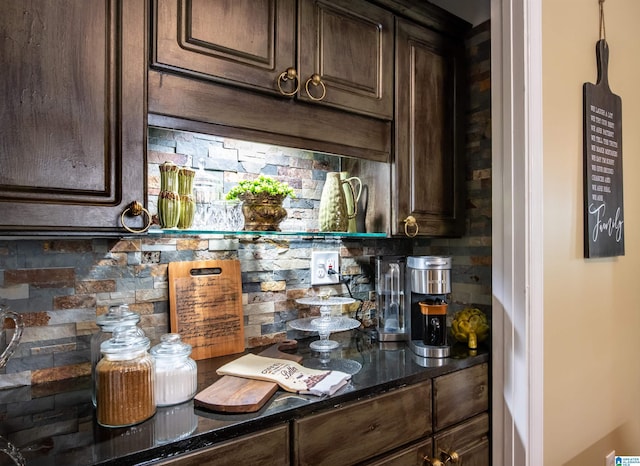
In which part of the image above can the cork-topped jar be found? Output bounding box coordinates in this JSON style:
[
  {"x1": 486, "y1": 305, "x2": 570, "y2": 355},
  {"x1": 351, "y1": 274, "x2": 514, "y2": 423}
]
[{"x1": 96, "y1": 327, "x2": 156, "y2": 428}]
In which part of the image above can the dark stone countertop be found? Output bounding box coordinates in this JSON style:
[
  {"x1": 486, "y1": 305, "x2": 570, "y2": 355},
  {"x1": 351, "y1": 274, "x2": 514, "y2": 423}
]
[{"x1": 0, "y1": 329, "x2": 488, "y2": 466}]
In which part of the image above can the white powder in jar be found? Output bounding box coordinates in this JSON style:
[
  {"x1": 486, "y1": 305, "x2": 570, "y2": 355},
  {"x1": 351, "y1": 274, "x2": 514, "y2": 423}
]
[{"x1": 151, "y1": 334, "x2": 198, "y2": 406}]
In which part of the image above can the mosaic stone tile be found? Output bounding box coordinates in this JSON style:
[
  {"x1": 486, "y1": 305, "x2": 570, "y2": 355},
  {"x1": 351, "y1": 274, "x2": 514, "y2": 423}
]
[{"x1": 4, "y1": 268, "x2": 75, "y2": 288}]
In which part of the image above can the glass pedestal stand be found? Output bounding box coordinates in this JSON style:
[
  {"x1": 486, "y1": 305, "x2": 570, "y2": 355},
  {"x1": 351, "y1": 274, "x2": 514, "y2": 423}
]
[{"x1": 290, "y1": 297, "x2": 362, "y2": 374}]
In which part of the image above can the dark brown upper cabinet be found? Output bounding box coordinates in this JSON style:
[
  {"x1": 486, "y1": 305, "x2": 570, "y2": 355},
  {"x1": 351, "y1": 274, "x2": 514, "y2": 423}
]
[
  {"x1": 392, "y1": 18, "x2": 467, "y2": 237},
  {"x1": 153, "y1": 0, "x2": 297, "y2": 96},
  {"x1": 152, "y1": 0, "x2": 393, "y2": 120},
  {"x1": 0, "y1": 1, "x2": 147, "y2": 234},
  {"x1": 297, "y1": 0, "x2": 393, "y2": 119}
]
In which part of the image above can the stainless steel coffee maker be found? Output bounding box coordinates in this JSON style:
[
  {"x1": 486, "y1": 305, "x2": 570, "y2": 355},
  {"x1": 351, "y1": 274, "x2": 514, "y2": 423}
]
[{"x1": 406, "y1": 256, "x2": 452, "y2": 358}]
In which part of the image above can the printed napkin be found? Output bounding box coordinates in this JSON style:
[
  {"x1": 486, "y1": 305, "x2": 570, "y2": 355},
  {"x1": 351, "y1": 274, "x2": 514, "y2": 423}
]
[{"x1": 216, "y1": 353, "x2": 351, "y2": 396}]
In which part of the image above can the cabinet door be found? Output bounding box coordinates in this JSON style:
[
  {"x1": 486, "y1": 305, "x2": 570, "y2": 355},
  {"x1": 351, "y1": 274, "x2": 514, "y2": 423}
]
[
  {"x1": 153, "y1": 0, "x2": 296, "y2": 95},
  {"x1": 153, "y1": 424, "x2": 290, "y2": 465},
  {"x1": 433, "y1": 413, "x2": 490, "y2": 466},
  {"x1": 294, "y1": 381, "x2": 432, "y2": 466},
  {"x1": 0, "y1": 0, "x2": 146, "y2": 233},
  {"x1": 433, "y1": 363, "x2": 488, "y2": 431},
  {"x1": 298, "y1": 0, "x2": 394, "y2": 119},
  {"x1": 393, "y1": 18, "x2": 466, "y2": 237}
]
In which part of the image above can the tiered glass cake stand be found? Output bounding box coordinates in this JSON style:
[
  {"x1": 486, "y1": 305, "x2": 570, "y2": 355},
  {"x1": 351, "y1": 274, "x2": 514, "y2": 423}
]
[{"x1": 289, "y1": 297, "x2": 362, "y2": 374}]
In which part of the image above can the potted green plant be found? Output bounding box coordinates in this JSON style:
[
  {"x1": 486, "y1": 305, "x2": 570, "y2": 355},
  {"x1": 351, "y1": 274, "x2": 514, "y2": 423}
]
[{"x1": 226, "y1": 175, "x2": 295, "y2": 231}]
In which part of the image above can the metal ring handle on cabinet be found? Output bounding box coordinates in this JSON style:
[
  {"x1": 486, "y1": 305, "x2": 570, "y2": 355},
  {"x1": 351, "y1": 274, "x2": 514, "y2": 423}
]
[
  {"x1": 403, "y1": 216, "x2": 419, "y2": 237},
  {"x1": 305, "y1": 74, "x2": 326, "y2": 101},
  {"x1": 277, "y1": 67, "x2": 300, "y2": 96},
  {"x1": 120, "y1": 201, "x2": 152, "y2": 234}
]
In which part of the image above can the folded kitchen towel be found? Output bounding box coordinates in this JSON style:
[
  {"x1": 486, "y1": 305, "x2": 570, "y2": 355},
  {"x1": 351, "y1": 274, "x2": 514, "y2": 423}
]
[{"x1": 216, "y1": 353, "x2": 351, "y2": 396}]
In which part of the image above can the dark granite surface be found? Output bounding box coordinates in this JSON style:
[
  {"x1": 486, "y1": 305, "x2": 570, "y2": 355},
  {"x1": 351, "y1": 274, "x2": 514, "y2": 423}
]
[{"x1": 0, "y1": 329, "x2": 488, "y2": 466}]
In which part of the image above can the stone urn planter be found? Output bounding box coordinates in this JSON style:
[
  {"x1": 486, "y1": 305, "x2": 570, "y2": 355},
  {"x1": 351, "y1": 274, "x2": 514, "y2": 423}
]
[{"x1": 239, "y1": 192, "x2": 288, "y2": 231}]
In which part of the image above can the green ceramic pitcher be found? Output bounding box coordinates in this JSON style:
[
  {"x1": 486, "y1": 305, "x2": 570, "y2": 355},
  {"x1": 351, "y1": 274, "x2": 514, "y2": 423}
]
[{"x1": 318, "y1": 172, "x2": 361, "y2": 232}]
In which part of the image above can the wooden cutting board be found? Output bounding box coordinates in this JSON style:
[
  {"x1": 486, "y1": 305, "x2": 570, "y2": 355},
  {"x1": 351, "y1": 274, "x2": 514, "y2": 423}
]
[
  {"x1": 168, "y1": 259, "x2": 244, "y2": 360},
  {"x1": 194, "y1": 340, "x2": 302, "y2": 413}
]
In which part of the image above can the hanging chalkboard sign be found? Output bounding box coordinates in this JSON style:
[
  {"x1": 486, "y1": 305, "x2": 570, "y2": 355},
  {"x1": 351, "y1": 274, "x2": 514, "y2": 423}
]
[{"x1": 583, "y1": 39, "x2": 624, "y2": 258}]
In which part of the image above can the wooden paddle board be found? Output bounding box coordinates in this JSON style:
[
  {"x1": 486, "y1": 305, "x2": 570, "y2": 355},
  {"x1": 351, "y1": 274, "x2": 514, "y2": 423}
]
[
  {"x1": 194, "y1": 340, "x2": 302, "y2": 413},
  {"x1": 583, "y1": 39, "x2": 624, "y2": 258},
  {"x1": 168, "y1": 259, "x2": 244, "y2": 360}
]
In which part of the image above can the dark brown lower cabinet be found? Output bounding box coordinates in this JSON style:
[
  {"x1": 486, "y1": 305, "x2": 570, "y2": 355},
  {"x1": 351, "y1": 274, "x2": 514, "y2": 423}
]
[
  {"x1": 433, "y1": 413, "x2": 490, "y2": 466},
  {"x1": 153, "y1": 424, "x2": 290, "y2": 466},
  {"x1": 293, "y1": 363, "x2": 489, "y2": 466},
  {"x1": 365, "y1": 438, "x2": 433, "y2": 466},
  {"x1": 294, "y1": 381, "x2": 432, "y2": 465},
  {"x1": 151, "y1": 363, "x2": 488, "y2": 466},
  {"x1": 365, "y1": 413, "x2": 488, "y2": 466}
]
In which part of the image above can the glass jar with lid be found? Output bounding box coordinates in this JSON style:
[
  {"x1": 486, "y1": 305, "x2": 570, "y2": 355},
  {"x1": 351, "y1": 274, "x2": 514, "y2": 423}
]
[
  {"x1": 96, "y1": 326, "x2": 156, "y2": 428},
  {"x1": 150, "y1": 333, "x2": 197, "y2": 406},
  {"x1": 90, "y1": 304, "x2": 143, "y2": 406}
]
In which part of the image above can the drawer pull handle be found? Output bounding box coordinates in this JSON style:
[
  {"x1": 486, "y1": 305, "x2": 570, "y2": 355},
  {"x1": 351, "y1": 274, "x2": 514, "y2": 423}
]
[
  {"x1": 277, "y1": 67, "x2": 300, "y2": 96},
  {"x1": 423, "y1": 451, "x2": 459, "y2": 466},
  {"x1": 120, "y1": 201, "x2": 152, "y2": 233},
  {"x1": 305, "y1": 74, "x2": 326, "y2": 101}
]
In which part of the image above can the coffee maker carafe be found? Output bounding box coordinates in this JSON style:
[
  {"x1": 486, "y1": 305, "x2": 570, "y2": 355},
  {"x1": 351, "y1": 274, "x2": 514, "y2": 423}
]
[{"x1": 407, "y1": 256, "x2": 451, "y2": 358}]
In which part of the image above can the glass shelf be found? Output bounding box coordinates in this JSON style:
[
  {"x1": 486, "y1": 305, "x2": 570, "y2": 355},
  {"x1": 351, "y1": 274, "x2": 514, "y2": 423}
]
[{"x1": 147, "y1": 229, "x2": 387, "y2": 239}]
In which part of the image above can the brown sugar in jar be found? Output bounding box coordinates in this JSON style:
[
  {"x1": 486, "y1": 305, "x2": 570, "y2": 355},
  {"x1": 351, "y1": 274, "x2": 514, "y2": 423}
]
[{"x1": 96, "y1": 326, "x2": 156, "y2": 428}]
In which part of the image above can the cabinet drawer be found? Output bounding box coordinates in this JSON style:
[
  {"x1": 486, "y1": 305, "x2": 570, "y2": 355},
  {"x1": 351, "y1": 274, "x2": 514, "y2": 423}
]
[
  {"x1": 433, "y1": 363, "x2": 488, "y2": 431},
  {"x1": 433, "y1": 413, "x2": 490, "y2": 466},
  {"x1": 153, "y1": 424, "x2": 289, "y2": 466},
  {"x1": 294, "y1": 381, "x2": 432, "y2": 466},
  {"x1": 364, "y1": 438, "x2": 433, "y2": 466}
]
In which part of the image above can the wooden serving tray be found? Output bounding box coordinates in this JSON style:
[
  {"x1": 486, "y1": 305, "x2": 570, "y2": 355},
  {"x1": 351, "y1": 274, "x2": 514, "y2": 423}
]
[{"x1": 195, "y1": 340, "x2": 302, "y2": 413}]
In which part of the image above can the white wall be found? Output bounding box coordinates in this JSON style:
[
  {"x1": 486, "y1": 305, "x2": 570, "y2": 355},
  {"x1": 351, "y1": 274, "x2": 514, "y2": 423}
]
[{"x1": 542, "y1": 0, "x2": 640, "y2": 463}]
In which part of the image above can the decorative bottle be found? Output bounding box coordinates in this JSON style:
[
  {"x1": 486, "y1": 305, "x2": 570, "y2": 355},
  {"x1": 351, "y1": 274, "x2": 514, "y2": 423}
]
[
  {"x1": 158, "y1": 161, "x2": 181, "y2": 228},
  {"x1": 178, "y1": 167, "x2": 196, "y2": 229}
]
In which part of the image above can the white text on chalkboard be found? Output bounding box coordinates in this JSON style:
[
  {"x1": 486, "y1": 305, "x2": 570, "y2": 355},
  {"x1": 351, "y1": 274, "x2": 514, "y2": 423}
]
[{"x1": 588, "y1": 203, "x2": 623, "y2": 243}]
